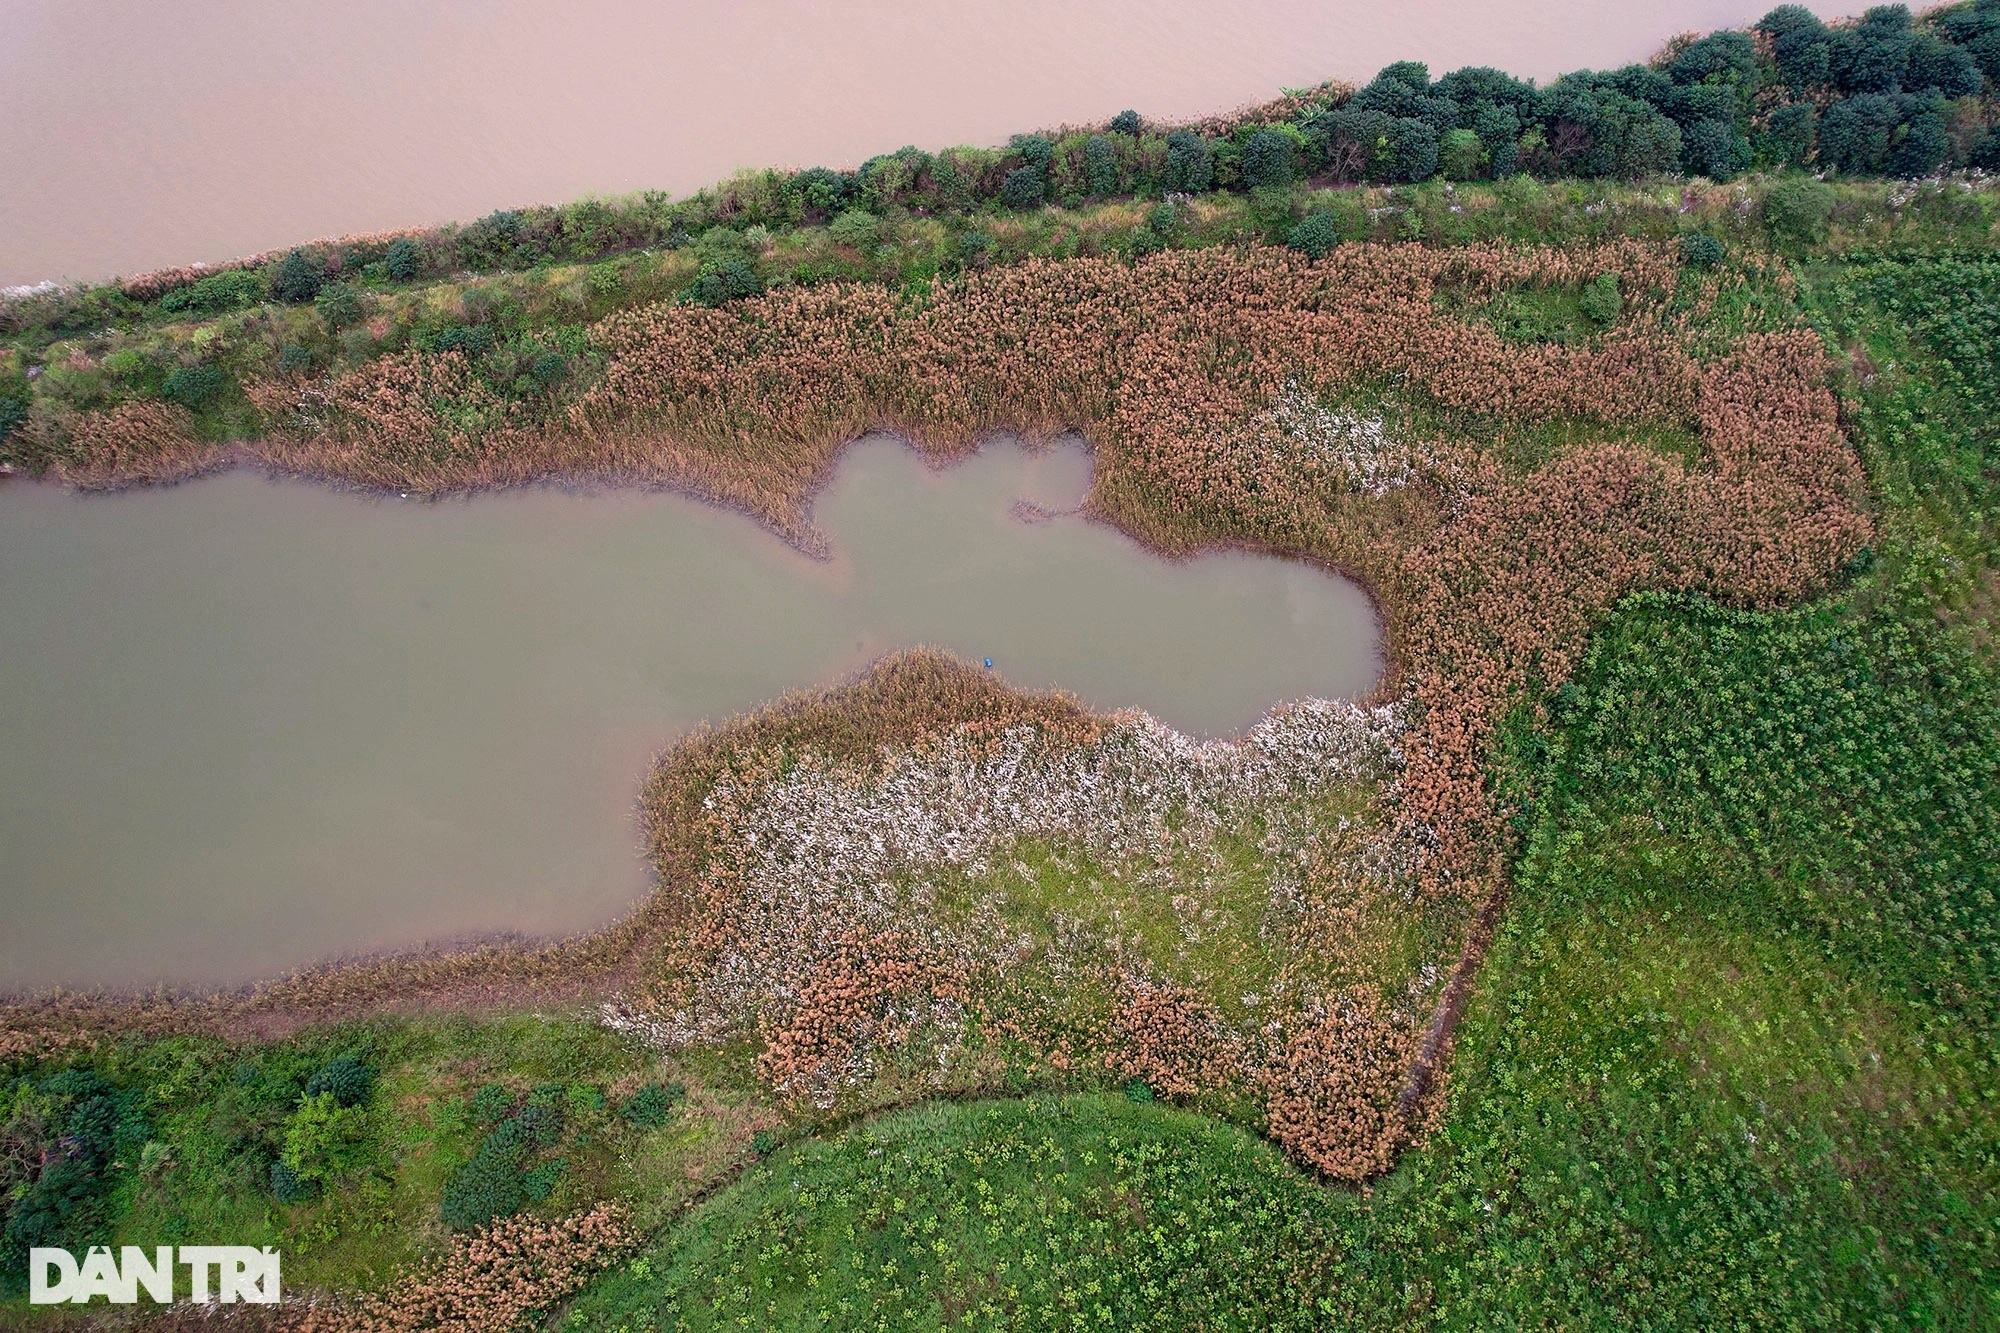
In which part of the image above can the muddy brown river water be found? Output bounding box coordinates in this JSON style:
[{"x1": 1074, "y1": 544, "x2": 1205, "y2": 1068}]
[
  {"x1": 0, "y1": 439, "x2": 1381, "y2": 991},
  {"x1": 0, "y1": 0, "x2": 1853, "y2": 286}
]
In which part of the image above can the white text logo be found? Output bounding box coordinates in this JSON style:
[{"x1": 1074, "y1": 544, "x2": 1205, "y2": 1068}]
[{"x1": 29, "y1": 1246, "x2": 281, "y2": 1304}]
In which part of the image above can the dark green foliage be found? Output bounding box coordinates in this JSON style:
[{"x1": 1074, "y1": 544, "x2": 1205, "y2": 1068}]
[
  {"x1": 521, "y1": 1158, "x2": 565, "y2": 1202},
  {"x1": 1386, "y1": 118, "x2": 1439, "y2": 182},
  {"x1": 0, "y1": 394, "x2": 24, "y2": 441},
  {"x1": 1764, "y1": 176, "x2": 1836, "y2": 243},
  {"x1": 692, "y1": 260, "x2": 760, "y2": 304},
  {"x1": 383, "y1": 236, "x2": 422, "y2": 281},
  {"x1": 1577, "y1": 271, "x2": 1622, "y2": 324},
  {"x1": 1144, "y1": 202, "x2": 1182, "y2": 237},
  {"x1": 619, "y1": 1082, "x2": 682, "y2": 1128},
  {"x1": 1891, "y1": 104, "x2": 1952, "y2": 175},
  {"x1": 303, "y1": 1056, "x2": 375, "y2": 1109},
  {"x1": 955, "y1": 230, "x2": 994, "y2": 267},
  {"x1": 1532, "y1": 79, "x2": 1684, "y2": 178},
  {"x1": 471, "y1": 1082, "x2": 513, "y2": 1125},
  {"x1": 269, "y1": 1159, "x2": 313, "y2": 1204},
  {"x1": 1680, "y1": 117, "x2": 1747, "y2": 179},
  {"x1": 1759, "y1": 101, "x2": 1818, "y2": 165},
  {"x1": 314, "y1": 281, "x2": 363, "y2": 330},
  {"x1": 1162, "y1": 131, "x2": 1214, "y2": 193},
  {"x1": 1108, "y1": 109, "x2": 1142, "y2": 136},
  {"x1": 162, "y1": 363, "x2": 225, "y2": 410},
  {"x1": 1818, "y1": 92, "x2": 1906, "y2": 172},
  {"x1": 270, "y1": 248, "x2": 324, "y2": 304},
  {"x1": 1240, "y1": 128, "x2": 1295, "y2": 189},
  {"x1": 1678, "y1": 231, "x2": 1725, "y2": 268},
  {"x1": 1313, "y1": 107, "x2": 1394, "y2": 182},
  {"x1": 0, "y1": 1069, "x2": 146, "y2": 1295},
  {"x1": 1286, "y1": 210, "x2": 1341, "y2": 258},
  {"x1": 458, "y1": 209, "x2": 528, "y2": 269},
  {"x1": 158, "y1": 268, "x2": 264, "y2": 316},
  {"x1": 439, "y1": 1102, "x2": 566, "y2": 1230},
  {"x1": 1831, "y1": 5, "x2": 1916, "y2": 94},
  {"x1": 750, "y1": 1130, "x2": 778, "y2": 1157},
  {"x1": 1666, "y1": 30, "x2": 1762, "y2": 89},
  {"x1": 1936, "y1": 0, "x2": 2000, "y2": 83},
  {"x1": 1908, "y1": 34, "x2": 1984, "y2": 96},
  {"x1": 424, "y1": 323, "x2": 497, "y2": 357},
  {"x1": 1760, "y1": 5, "x2": 1833, "y2": 89},
  {"x1": 529, "y1": 351, "x2": 569, "y2": 387},
  {"x1": 277, "y1": 344, "x2": 314, "y2": 374},
  {"x1": 1011, "y1": 135, "x2": 1054, "y2": 170},
  {"x1": 1084, "y1": 133, "x2": 1118, "y2": 197},
  {"x1": 999, "y1": 166, "x2": 1046, "y2": 211},
  {"x1": 790, "y1": 167, "x2": 852, "y2": 218},
  {"x1": 1123, "y1": 1079, "x2": 1154, "y2": 1103}
]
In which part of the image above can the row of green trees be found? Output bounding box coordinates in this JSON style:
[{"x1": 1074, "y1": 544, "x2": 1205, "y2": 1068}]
[{"x1": 4, "y1": 3, "x2": 1997, "y2": 342}]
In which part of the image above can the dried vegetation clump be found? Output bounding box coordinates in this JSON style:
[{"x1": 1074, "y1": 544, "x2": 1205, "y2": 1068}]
[{"x1": 282, "y1": 1204, "x2": 633, "y2": 1332}]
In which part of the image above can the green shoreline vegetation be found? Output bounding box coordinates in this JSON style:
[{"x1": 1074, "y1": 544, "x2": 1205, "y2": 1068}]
[{"x1": 3, "y1": 4, "x2": 1999, "y2": 1330}]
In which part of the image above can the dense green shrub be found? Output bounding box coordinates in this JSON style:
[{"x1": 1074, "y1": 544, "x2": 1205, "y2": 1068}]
[
  {"x1": 1000, "y1": 166, "x2": 1046, "y2": 210},
  {"x1": 1439, "y1": 127, "x2": 1485, "y2": 180},
  {"x1": 529, "y1": 351, "x2": 569, "y2": 387},
  {"x1": 1678, "y1": 232, "x2": 1725, "y2": 267},
  {"x1": 1577, "y1": 271, "x2": 1623, "y2": 324},
  {"x1": 303, "y1": 1055, "x2": 375, "y2": 1108},
  {"x1": 1163, "y1": 131, "x2": 1214, "y2": 193},
  {"x1": 0, "y1": 1070, "x2": 146, "y2": 1293},
  {"x1": 471, "y1": 1082, "x2": 513, "y2": 1125},
  {"x1": 162, "y1": 363, "x2": 225, "y2": 409},
  {"x1": 1085, "y1": 133, "x2": 1119, "y2": 196},
  {"x1": 619, "y1": 1082, "x2": 683, "y2": 1128},
  {"x1": 424, "y1": 324, "x2": 497, "y2": 356},
  {"x1": 277, "y1": 344, "x2": 314, "y2": 374},
  {"x1": 1763, "y1": 176, "x2": 1835, "y2": 244},
  {"x1": 1109, "y1": 109, "x2": 1142, "y2": 136},
  {"x1": 826, "y1": 208, "x2": 879, "y2": 247},
  {"x1": 0, "y1": 394, "x2": 24, "y2": 441},
  {"x1": 269, "y1": 1159, "x2": 313, "y2": 1204},
  {"x1": 689, "y1": 260, "x2": 762, "y2": 306},
  {"x1": 790, "y1": 167, "x2": 852, "y2": 217},
  {"x1": 440, "y1": 1103, "x2": 566, "y2": 1230},
  {"x1": 1240, "y1": 128, "x2": 1295, "y2": 189},
  {"x1": 314, "y1": 282, "x2": 364, "y2": 331},
  {"x1": 270, "y1": 248, "x2": 324, "y2": 303},
  {"x1": 1286, "y1": 210, "x2": 1341, "y2": 258},
  {"x1": 1011, "y1": 135, "x2": 1054, "y2": 170},
  {"x1": 384, "y1": 236, "x2": 422, "y2": 281},
  {"x1": 281, "y1": 1091, "x2": 372, "y2": 1186},
  {"x1": 158, "y1": 268, "x2": 264, "y2": 316}
]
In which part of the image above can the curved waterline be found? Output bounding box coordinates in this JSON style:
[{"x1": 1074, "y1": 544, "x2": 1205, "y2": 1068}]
[{"x1": 0, "y1": 434, "x2": 1382, "y2": 993}]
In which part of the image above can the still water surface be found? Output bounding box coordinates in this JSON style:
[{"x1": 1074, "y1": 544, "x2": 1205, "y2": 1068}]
[
  {"x1": 0, "y1": 0, "x2": 1853, "y2": 286},
  {"x1": 0, "y1": 439, "x2": 1380, "y2": 991}
]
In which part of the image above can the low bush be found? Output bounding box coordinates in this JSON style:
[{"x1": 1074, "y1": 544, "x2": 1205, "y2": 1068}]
[
  {"x1": 161, "y1": 363, "x2": 225, "y2": 409},
  {"x1": 383, "y1": 236, "x2": 421, "y2": 281},
  {"x1": 270, "y1": 248, "x2": 325, "y2": 303},
  {"x1": 303, "y1": 1055, "x2": 375, "y2": 1108},
  {"x1": 1000, "y1": 166, "x2": 1046, "y2": 210}
]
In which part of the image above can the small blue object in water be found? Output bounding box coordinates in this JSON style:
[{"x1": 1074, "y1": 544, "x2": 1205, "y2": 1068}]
[{"x1": 984, "y1": 658, "x2": 993, "y2": 669}]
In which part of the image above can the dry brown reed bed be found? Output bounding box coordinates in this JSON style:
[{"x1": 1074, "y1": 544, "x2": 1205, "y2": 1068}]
[{"x1": 9, "y1": 240, "x2": 1868, "y2": 1185}]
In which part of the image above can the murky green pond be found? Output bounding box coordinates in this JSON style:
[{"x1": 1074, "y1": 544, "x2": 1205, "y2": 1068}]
[{"x1": 0, "y1": 437, "x2": 1380, "y2": 991}]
